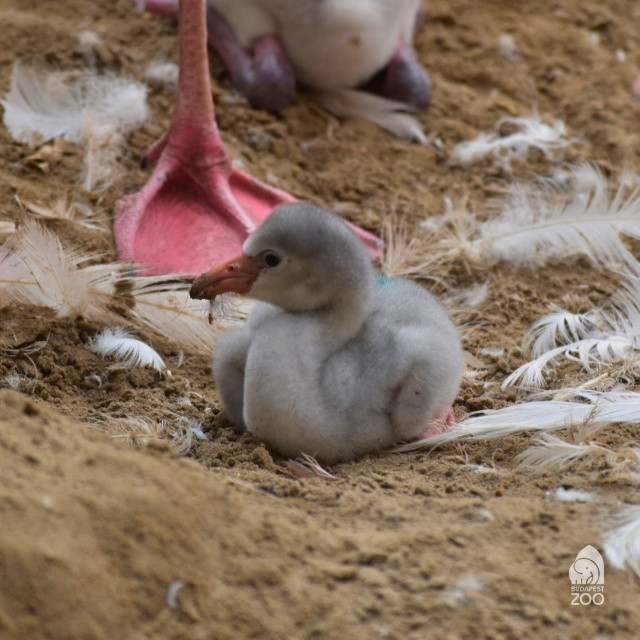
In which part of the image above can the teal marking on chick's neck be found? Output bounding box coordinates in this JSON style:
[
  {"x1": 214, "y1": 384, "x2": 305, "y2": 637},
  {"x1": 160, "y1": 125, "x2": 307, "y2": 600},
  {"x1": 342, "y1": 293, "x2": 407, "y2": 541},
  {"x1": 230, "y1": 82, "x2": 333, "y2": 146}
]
[{"x1": 375, "y1": 273, "x2": 397, "y2": 288}]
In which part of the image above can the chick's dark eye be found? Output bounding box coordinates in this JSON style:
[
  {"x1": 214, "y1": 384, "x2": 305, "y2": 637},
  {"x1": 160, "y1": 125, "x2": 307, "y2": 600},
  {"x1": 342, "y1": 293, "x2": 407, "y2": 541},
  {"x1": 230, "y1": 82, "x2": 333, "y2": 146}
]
[{"x1": 263, "y1": 251, "x2": 282, "y2": 268}]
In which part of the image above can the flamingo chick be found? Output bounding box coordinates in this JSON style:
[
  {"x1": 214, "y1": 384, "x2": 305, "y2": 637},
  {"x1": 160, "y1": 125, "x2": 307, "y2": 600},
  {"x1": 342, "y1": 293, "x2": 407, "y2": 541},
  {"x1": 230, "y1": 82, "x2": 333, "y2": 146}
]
[
  {"x1": 190, "y1": 203, "x2": 462, "y2": 462},
  {"x1": 139, "y1": 0, "x2": 431, "y2": 113}
]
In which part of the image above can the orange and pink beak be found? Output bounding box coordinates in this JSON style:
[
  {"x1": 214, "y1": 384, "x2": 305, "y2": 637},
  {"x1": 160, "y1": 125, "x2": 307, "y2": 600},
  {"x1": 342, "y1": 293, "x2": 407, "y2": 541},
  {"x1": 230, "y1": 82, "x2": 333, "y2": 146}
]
[{"x1": 189, "y1": 254, "x2": 262, "y2": 300}]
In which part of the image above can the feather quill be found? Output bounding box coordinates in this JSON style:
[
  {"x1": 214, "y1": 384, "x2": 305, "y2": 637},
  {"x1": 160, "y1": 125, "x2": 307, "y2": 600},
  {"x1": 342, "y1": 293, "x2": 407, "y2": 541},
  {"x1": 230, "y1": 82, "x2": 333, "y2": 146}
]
[
  {"x1": 603, "y1": 505, "x2": 640, "y2": 578},
  {"x1": 88, "y1": 326, "x2": 166, "y2": 371},
  {"x1": 1, "y1": 63, "x2": 148, "y2": 190},
  {"x1": 317, "y1": 89, "x2": 427, "y2": 144}
]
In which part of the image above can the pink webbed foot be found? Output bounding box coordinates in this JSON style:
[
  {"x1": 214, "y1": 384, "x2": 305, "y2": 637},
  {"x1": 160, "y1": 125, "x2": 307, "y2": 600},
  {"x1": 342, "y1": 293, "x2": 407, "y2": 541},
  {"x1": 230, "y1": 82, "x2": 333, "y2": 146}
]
[
  {"x1": 118, "y1": 0, "x2": 381, "y2": 276},
  {"x1": 415, "y1": 405, "x2": 456, "y2": 440}
]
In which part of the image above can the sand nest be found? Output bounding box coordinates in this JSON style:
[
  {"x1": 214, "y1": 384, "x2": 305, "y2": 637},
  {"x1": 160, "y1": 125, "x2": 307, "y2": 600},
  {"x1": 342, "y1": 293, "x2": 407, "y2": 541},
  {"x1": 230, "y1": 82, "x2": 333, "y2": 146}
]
[{"x1": 2, "y1": 0, "x2": 640, "y2": 638}]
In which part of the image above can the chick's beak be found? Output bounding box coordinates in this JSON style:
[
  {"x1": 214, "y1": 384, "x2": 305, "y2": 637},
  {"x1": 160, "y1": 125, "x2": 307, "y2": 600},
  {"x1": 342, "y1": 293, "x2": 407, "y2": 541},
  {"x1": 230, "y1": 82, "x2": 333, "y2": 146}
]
[{"x1": 189, "y1": 254, "x2": 262, "y2": 300}]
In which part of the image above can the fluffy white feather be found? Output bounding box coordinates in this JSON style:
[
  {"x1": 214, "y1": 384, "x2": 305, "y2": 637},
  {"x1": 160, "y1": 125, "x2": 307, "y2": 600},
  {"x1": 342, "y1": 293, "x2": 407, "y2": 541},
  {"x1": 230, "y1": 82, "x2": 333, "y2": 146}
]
[
  {"x1": 0, "y1": 220, "x2": 227, "y2": 350},
  {"x1": 17, "y1": 196, "x2": 107, "y2": 232},
  {"x1": 469, "y1": 164, "x2": 640, "y2": 272},
  {"x1": 129, "y1": 279, "x2": 242, "y2": 352},
  {"x1": 509, "y1": 275, "x2": 640, "y2": 390},
  {"x1": 1, "y1": 63, "x2": 148, "y2": 190},
  {"x1": 451, "y1": 116, "x2": 572, "y2": 169},
  {"x1": 516, "y1": 433, "x2": 611, "y2": 472},
  {"x1": 553, "y1": 487, "x2": 595, "y2": 502},
  {"x1": 0, "y1": 219, "x2": 116, "y2": 318},
  {"x1": 318, "y1": 89, "x2": 427, "y2": 144},
  {"x1": 603, "y1": 505, "x2": 640, "y2": 577},
  {"x1": 144, "y1": 61, "x2": 179, "y2": 87},
  {"x1": 524, "y1": 305, "x2": 600, "y2": 358},
  {"x1": 503, "y1": 336, "x2": 634, "y2": 389},
  {"x1": 393, "y1": 390, "x2": 640, "y2": 449},
  {"x1": 88, "y1": 326, "x2": 166, "y2": 371}
]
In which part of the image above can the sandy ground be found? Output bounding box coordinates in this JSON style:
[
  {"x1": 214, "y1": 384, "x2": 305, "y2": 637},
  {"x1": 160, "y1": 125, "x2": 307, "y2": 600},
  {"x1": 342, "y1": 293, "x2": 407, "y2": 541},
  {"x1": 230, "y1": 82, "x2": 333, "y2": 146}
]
[{"x1": 1, "y1": 0, "x2": 640, "y2": 638}]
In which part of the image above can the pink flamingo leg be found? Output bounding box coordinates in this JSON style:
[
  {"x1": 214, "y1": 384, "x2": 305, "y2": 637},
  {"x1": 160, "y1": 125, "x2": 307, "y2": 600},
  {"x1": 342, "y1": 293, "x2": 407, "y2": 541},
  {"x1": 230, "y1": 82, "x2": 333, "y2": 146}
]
[{"x1": 116, "y1": 0, "x2": 381, "y2": 276}]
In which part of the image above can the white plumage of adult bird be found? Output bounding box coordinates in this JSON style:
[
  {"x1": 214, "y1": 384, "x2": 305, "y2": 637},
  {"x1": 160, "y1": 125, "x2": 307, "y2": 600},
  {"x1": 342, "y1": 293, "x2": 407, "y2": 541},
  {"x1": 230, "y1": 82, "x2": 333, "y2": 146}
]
[
  {"x1": 139, "y1": 0, "x2": 430, "y2": 113},
  {"x1": 190, "y1": 203, "x2": 462, "y2": 462}
]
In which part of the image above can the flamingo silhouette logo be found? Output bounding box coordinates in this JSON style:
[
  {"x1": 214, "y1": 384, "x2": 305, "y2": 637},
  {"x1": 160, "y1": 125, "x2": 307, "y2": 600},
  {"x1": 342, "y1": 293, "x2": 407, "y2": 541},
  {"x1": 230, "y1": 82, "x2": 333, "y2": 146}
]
[{"x1": 568, "y1": 545, "x2": 605, "y2": 585}]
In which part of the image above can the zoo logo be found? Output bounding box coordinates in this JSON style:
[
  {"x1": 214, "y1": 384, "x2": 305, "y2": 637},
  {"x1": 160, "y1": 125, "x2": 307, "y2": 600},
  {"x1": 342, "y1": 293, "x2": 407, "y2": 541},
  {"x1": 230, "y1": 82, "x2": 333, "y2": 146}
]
[{"x1": 568, "y1": 545, "x2": 605, "y2": 606}]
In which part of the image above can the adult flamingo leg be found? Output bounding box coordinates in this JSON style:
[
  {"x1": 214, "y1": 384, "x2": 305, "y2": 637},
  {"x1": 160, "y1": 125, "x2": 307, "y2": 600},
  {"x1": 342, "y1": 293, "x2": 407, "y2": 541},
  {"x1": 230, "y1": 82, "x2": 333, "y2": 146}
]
[{"x1": 115, "y1": 0, "x2": 381, "y2": 276}]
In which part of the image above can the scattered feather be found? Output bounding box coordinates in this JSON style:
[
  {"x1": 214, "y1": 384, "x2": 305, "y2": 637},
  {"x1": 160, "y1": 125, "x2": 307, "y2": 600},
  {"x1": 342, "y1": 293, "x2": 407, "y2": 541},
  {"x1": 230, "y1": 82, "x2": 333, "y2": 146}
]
[
  {"x1": 1, "y1": 62, "x2": 148, "y2": 190},
  {"x1": 286, "y1": 454, "x2": 339, "y2": 481},
  {"x1": 0, "y1": 220, "x2": 226, "y2": 350},
  {"x1": 88, "y1": 326, "x2": 166, "y2": 371},
  {"x1": 471, "y1": 164, "x2": 640, "y2": 272},
  {"x1": 0, "y1": 221, "x2": 16, "y2": 235},
  {"x1": 144, "y1": 61, "x2": 179, "y2": 87},
  {"x1": 451, "y1": 116, "x2": 573, "y2": 169},
  {"x1": 553, "y1": 487, "x2": 595, "y2": 502},
  {"x1": 166, "y1": 416, "x2": 207, "y2": 456},
  {"x1": 508, "y1": 275, "x2": 640, "y2": 390},
  {"x1": 128, "y1": 278, "x2": 224, "y2": 351},
  {"x1": 603, "y1": 505, "x2": 640, "y2": 577},
  {"x1": 503, "y1": 336, "x2": 634, "y2": 389},
  {"x1": 77, "y1": 30, "x2": 103, "y2": 66},
  {"x1": 318, "y1": 89, "x2": 427, "y2": 144},
  {"x1": 166, "y1": 580, "x2": 185, "y2": 609},
  {"x1": 524, "y1": 305, "x2": 600, "y2": 358},
  {"x1": 393, "y1": 390, "x2": 640, "y2": 449},
  {"x1": 445, "y1": 281, "x2": 489, "y2": 308},
  {"x1": 16, "y1": 195, "x2": 107, "y2": 231},
  {"x1": 443, "y1": 575, "x2": 485, "y2": 606},
  {"x1": 497, "y1": 34, "x2": 518, "y2": 60},
  {"x1": 516, "y1": 433, "x2": 611, "y2": 472}
]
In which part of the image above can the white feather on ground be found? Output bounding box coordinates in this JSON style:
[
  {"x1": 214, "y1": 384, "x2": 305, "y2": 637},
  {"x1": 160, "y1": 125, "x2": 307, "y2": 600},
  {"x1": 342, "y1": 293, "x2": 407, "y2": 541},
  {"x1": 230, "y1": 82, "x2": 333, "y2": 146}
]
[
  {"x1": 318, "y1": 89, "x2": 427, "y2": 144},
  {"x1": 553, "y1": 487, "x2": 595, "y2": 502},
  {"x1": 451, "y1": 115, "x2": 573, "y2": 169},
  {"x1": 603, "y1": 505, "x2": 640, "y2": 578},
  {"x1": 88, "y1": 326, "x2": 166, "y2": 371},
  {"x1": 524, "y1": 305, "x2": 600, "y2": 358},
  {"x1": 506, "y1": 277, "x2": 640, "y2": 390},
  {"x1": 392, "y1": 390, "x2": 640, "y2": 450},
  {"x1": 503, "y1": 336, "x2": 635, "y2": 389},
  {"x1": 16, "y1": 195, "x2": 108, "y2": 232},
  {"x1": 95, "y1": 414, "x2": 206, "y2": 456},
  {"x1": 382, "y1": 165, "x2": 640, "y2": 281},
  {"x1": 144, "y1": 61, "x2": 179, "y2": 87},
  {"x1": 0, "y1": 219, "x2": 116, "y2": 318},
  {"x1": 0, "y1": 220, "x2": 228, "y2": 350},
  {"x1": 1, "y1": 63, "x2": 148, "y2": 191},
  {"x1": 466, "y1": 164, "x2": 640, "y2": 272},
  {"x1": 515, "y1": 433, "x2": 619, "y2": 472}
]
